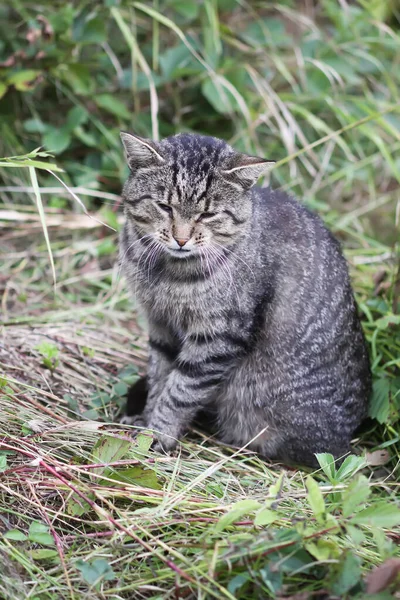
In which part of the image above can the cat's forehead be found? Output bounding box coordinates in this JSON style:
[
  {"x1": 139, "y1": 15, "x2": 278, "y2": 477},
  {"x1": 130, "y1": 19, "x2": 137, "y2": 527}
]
[{"x1": 159, "y1": 134, "x2": 232, "y2": 202}]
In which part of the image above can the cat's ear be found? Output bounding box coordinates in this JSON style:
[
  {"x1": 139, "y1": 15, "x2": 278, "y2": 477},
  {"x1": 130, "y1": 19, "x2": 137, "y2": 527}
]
[
  {"x1": 120, "y1": 131, "x2": 165, "y2": 172},
  {"x1": 220, "y1": 154, "x2": 275, "y2": 189}
]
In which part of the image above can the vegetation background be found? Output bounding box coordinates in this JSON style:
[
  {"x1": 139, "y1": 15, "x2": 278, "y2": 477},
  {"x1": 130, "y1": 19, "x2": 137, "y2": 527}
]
[{"x1": 0, "y1": 0, "x2": 399, "y2": 598}]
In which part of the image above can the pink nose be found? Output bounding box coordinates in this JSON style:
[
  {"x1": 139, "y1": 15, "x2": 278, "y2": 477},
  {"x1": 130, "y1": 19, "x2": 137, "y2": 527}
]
[{"x1": 175, "y1": 238, "x2": 188, "y2": 247}]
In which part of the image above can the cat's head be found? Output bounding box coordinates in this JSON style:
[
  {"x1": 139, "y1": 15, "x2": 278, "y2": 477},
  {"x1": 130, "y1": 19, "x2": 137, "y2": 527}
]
[{"x1": 120, "y1": 132, "x2": 274, "y2": 258}]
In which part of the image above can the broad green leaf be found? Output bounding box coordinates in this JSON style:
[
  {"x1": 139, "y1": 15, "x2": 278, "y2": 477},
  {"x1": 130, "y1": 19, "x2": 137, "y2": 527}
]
[
  {"x1": 113, "y1": 381, "x2": 128, "y2": 397},
  {"x1": 227, "y1": 573, "x2": 251, "y2": 595},
  {"x1": 28, "y1": 522, "x2": 55, "y2": 546},
  {"x1": 351, "y1": 502, "x2": 400, "y2": 528},
  {"x1": 369, "y1": 378, "x2": 400, "y2": 424},
  {"x1": 306, "y1": 538, "x2": 340, "y2": 561},
  {"x1": 254, "y1": 508, "x2": 277, "y2": 526},
  {"x1": 107, "y1": 466, "x2": 161, "y2": 490},
  {"x1": 94, "y1": 94, "x2": 130, "y2": 119},
  {"x1": 91, "y1": 436, "x2": 131, "y2": 475},
  {"x1": 306, "y1": 476, "x2": 325, "y2": 522},
  {"x1": 342, "y1": 475, "x2": 371, "y2": 517},
  {"x1": 330, "y1": 551, "x2": 361, "y2": 595},
  {"x1": 8, "y1": 70, "x2": 40, "y2": 91},
  {"x1": 59, "y1": 64, "x2": 94, "y2": 95},
  {"x1": 316, "y1": 453, "x2": 336, "y2": 480},
  {"x1": 73, "y1": 16, "x2": 107, "y2": 44},
  {"x1": 31, "y1": 549, "x2": 59, "y2": 561},
  {"x1": 215, "y1": 499, "x2": 261, "y2": 532},
  {"x1": 76, "y1": 558, "x2": 115, "y2": 585},
  {"x1": 375, "y1": 314, "x2": 400, "y2": 329},
  {"x1": 169, "y1": 0, "x2": 199, "y2": 20},
  {"x1": 4, "y1": 529, "x2": 27, "y2": 541},
  {"x1": 43, "y1": 127, "x2": 71, "y2": 155},
  {"x1": 23, "y1": 118, "x2": 47, "y2": 134},
  {"x1": 136, "y1": 432, "x2": 153, "y2": 453},
  {"x1": 335, "y1": 455, "x2": 367, "y2": 481},
  {"x1": 66, "y1": 106, "x2": 88, "y2": 130},
  {"x1": 346, "y1": 524, "x2": 366, "y2": 545},
  {"x1": 0, "y1": 82, "x2": 7, "y2": 99},
  {"x1": 67, "y1": 493, "x2": 94, "y2": 517},
  {"x1": 259, "y1": 563, "x2": 283, "y2": 594}
]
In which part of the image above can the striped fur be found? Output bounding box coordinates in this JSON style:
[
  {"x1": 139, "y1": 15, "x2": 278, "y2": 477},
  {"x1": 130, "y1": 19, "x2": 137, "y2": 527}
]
[{"x1": 119, "y1": 132, "x2": 371, "y2": 467}]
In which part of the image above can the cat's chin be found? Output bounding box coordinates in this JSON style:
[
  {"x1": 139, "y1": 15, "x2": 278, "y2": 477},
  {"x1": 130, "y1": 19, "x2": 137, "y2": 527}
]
[{"x1": 165, "y1": 247, "x2": 197, "y2": 259}]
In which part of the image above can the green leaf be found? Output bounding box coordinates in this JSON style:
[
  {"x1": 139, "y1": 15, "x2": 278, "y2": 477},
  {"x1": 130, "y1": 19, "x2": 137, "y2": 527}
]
[
  {"x1": 67, "y1": 493, "x2": 95, "y2": 517},
  {"x1": 0, "y1": 82, "x2": 8, "y2": 99},
  {"x1": 227, "y1": 573, "x2": 251, "y2": 595},
  {"x1": 254, "y1": 508, "x2": 277, "y2": 526},
  {"x1": 306, "y1": 476, "x2": 325, "y2": 522},
  {"x1": 73, "y1": 16, "x2": 107, "y2": 44},
  {"x1": 107, "y1": 466, "x2": 161, "y2": 490},
  {"x1": 169, "y1": 0, "x2": 199, "y2": 20},
  {"x1": 335, "y1": 455, "x2": 367, "y2": 481},
  {"x1": 346, "y1": 524, "x2": 366, "y2": 546},
  {"x1": 91, "y1": 435, "x2": 131, "y2": 474},
  {"x1": 215, "y1": 499, "x2": 261, "y2": 532},
  {"x1": 28, "y1": 522, "x2": 55, "y2": 546},
  {"x1": 330, "y1": 552, "x2": 361, "y2": 595},
  {"x1": 43, "y1": 127, "x2": 71, "y2": 155},
  {"x1": 4, "y1": 529, "x2": 27, "y2": 541},
  {"x1": 8, "y1": 70, "x2": 40, "y2": 91},
  {"x1": 316, "y1": 453, "x2": 336, "y2": 480},
  {"x1": 66, "y1": 106, "x2": 89, "y2": 130},
  {"x1": 201, "y1": 78, "x2": 239, "y2": 115},
  {"x1": 136, "y1": 432, "x2": 153, "y2": 453},
  {"x1": 31, "y1": 549, "x2": 59, "y2": 561},
  {"x1": 94, "y1": 94, "x2": 130, "y2": 119},
  {"x1": 60, "y1": 64, "x2": 94, "y2": 95},
  {"x1": 0, "y1": 454, "x2": 7, "y2": 472},
  {"x1": 23, "y1": 118, "x2": 47, "y2": 134},
  {"x1": 305, "y1": 538, "x2": 340, "y2": 561},
  {"x1": 375, "y1": 314, "x2": 400, "y2": 330},
  {"x1": 113, "y1": 382, "x2": 128, "y2": 397},
  {"x1": 76, "y1": 558, "x2": 115, "y2": 586},
  {"x1": 369, "y1": 378, "x2": 400, "y2": 425},
  {"x1": 351, "y1": 502, "x2": 400, "y2": 528},
  {"x1": 342, "y1": 475, "x2": 371, "y2": 517},
  {"x1": 259, "y1": 562, "x2": 283, "y2": 594}
]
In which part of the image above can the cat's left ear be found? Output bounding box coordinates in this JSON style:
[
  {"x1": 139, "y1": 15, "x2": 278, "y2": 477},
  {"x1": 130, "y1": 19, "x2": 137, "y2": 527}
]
[
  {"x1": 220, "y1": 154, "x2": 275, "y2": 189},
  {"x1": 120, "y1": 131, "x2": 165, "y2": 172}
]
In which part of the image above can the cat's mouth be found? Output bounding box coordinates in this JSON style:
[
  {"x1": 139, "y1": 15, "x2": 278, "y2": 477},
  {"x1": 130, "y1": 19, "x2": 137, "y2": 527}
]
[{"x1": 167, "y1": 247, "x2": 194, "y2": 258}]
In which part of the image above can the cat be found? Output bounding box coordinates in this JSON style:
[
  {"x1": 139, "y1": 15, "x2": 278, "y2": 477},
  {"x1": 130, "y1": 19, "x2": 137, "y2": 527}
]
[{"x1": 119, "y1": 131, "x2": 371, "y2": 467}]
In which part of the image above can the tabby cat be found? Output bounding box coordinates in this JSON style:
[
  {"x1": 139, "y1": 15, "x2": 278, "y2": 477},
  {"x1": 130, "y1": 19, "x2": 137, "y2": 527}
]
[{"x1": 119, "y1": 132, "x2": 371, "y2": 467}]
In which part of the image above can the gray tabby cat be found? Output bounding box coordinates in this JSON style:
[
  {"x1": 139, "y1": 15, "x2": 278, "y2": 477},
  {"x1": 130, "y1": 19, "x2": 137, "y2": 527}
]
[{"x1": 119, "y1": 132, "x2": 371, "y2": 467}]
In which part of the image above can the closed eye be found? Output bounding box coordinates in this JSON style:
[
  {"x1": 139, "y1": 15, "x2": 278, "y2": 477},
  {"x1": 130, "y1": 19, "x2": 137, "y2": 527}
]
[
  {"x1": 157, "y1": 203, "x2": 173, "y2": 215},
  {"x1": 197, "y1": 212, "x2": 217, "y2": 222}
]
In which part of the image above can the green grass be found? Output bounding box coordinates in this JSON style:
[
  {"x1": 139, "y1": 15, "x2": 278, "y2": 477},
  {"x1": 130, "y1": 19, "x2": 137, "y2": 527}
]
[{"x1": 1, "y1": 0, "x2": 400, "y2": 598}]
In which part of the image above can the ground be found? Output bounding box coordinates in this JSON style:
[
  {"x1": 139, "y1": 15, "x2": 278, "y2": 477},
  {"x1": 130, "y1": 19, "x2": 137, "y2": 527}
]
[{"x1": 1, "y1": 213, "x2": 400, "y2": 599}]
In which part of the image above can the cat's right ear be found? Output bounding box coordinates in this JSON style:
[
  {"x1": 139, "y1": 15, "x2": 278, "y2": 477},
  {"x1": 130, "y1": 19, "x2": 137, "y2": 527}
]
[{"x1": 120, "y1": 132, "x2": 165, "y2": 172}]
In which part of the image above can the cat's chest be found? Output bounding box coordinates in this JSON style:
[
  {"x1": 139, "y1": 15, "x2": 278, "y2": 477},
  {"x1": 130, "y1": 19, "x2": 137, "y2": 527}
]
[{"x1": 142, "y1": 279, "x2": 216, "y2": 334}]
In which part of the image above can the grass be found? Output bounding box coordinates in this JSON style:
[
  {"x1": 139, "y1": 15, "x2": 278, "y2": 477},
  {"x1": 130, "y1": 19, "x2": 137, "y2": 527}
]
[{"x1": 1, "y1": 0, "x2": 400, "y2": 598}]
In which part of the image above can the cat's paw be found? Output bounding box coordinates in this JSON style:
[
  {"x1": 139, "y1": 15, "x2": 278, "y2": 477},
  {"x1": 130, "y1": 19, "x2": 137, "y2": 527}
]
[
  {"x1": 119, "y1": 414, "x2": 146, "y2": 428},
  {"x1": 151, "y1": 432, "x2": 179, "y2": 454}
]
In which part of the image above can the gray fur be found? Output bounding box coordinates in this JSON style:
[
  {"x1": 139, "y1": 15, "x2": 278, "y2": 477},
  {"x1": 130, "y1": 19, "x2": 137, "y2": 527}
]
[{"x1": 119, "y1": 132, "x2": 371, "y2": 467}]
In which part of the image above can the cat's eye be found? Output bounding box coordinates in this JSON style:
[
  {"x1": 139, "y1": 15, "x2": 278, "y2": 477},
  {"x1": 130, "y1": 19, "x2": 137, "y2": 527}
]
[
  {"x1": 197, "y1": 212, "x2": 216, "y2": 222},
  {"x1": 157, "y1": 203, "x2": 173, "y2": 215}
]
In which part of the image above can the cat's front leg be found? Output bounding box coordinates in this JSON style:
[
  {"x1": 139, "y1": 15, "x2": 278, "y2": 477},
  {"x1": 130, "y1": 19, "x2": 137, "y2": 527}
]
[
  {"x1": 147, "y1": 338, "x2": 236, "y2": 451},
  {"x1": 142, "y1": 337, "x2": 178, "y2": 423},
  {"x1": 122, "y1": 325, "x2": 178, "y2": 426}
]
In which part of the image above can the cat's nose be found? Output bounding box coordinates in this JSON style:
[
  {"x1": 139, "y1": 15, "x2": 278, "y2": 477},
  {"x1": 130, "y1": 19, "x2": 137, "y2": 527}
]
[{"x1": 175, "y1": 238, "x2": 188, "y2": 248}]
